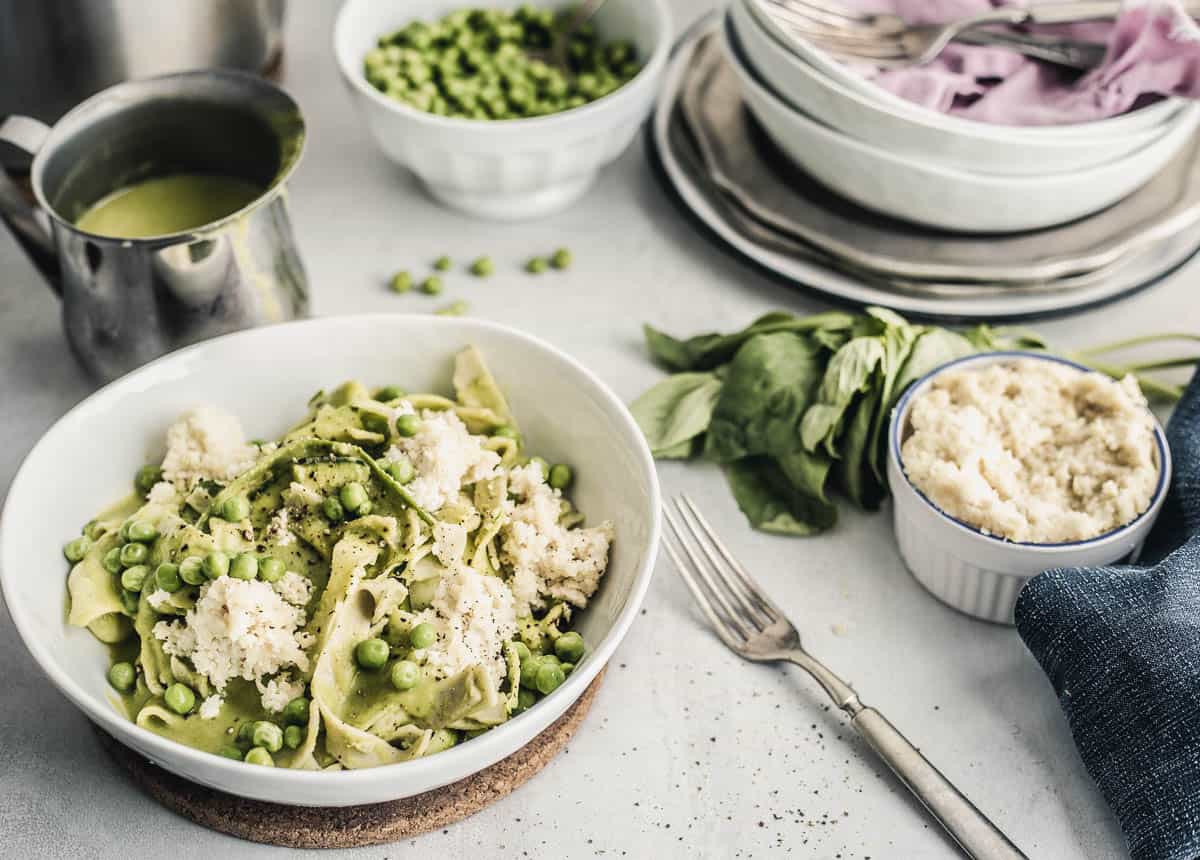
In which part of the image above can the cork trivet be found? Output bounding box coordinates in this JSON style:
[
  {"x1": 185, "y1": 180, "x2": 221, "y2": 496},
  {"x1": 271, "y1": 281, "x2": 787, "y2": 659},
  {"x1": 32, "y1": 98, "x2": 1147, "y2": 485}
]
[{"x1": 94, "y1": 669, "x2": 604, "y2": 848}]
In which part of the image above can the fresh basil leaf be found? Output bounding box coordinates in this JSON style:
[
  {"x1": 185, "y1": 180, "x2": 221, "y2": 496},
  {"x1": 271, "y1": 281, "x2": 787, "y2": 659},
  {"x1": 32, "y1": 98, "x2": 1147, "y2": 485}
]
[
  {"x1": 837, "y1": 387, "x2": 885, "y2": 510},
  {"x1": 725, "y1": 457, "x2": 837, "y2": 536},
  {"x1": 657, "y1": 438, "x2": 699, "y2": 459},
  {"x1": 888, "y1": 328, "x2": 977, "y2": 409},
  {"x1": 706, "y1": 333, "x2": 824, "y2": 463},
  {"x1": 812, "y1": 327, "x2": 850, "y2": 352},
  {"x1": 800, "y1": 337, "x2": 886, "y2": 456},
  {"x1": 867, "y1": 322, "x2": 921, "y2": 484},
  {"x1": 630, "y1": 372, "x2": 722, "y2": 457},
  {"x1": 643, "y1": 311, "x2": 856, "y2": 371}
]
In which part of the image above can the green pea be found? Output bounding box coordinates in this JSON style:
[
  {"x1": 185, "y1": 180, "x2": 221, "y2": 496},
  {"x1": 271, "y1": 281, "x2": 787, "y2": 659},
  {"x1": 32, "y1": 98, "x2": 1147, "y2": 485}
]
[
  {"x1": 126, "y1": 520, "x2": 159, "y2": 543},
  {"x1": 120, "y1": 590, "x2": 140, "y2": 615},
  {"x1": 390, "y1": 659, "x2": 420, "y2": 690},
  {"x1": 515, "y1": 687, "x2": 536, "y2": 713},
  {"x1": 283, "y1": 725, "x2": 304, "y2": 751},
  {"x1": 355, "y1": 637, "x2": 390, "y2": 669},
  {"x1": 560, "y1": 662, "x2": 575, "y2": 674},
  {"x1": 120, "y1": 565, "x2": 149, "y2": 593},
  {"x1": 539, "y1": 653, "x2": 561, "y2": 668},
  {"x1": 155, "y1": 562, "x2": 182, "y2": 593},
  {"x1": 433, "y1": 255, "x2": 452, "y2": 271},
  {"x1": 283, "y1": 697, "x2": 310, "y2": 726},
  {"x1": 395, "y1": 413, "x2": 422, "y2": 437},
  {"x1": 493, "y1": 424, "x2": 520, "y2": 441},
  {"x1": 354, "y1": 500, "x2": 374, "y2": 518},
  {"x1": 229, "y1": 553, "x2": 259, "y2": 581},
  {"x1": 63, "y1": 536, "x2": 92, "y2": 563},
  {"x1": 469, "y1": 256, "x2": 493, "y2": 277},
  {"x1": 251, "y1": 721, "x2": 284, "y2": 753},
  {"x1": 259, "y1": 557, "x2": 285, "y2": 583},
  {"x1": 83, "y1": 519, "x2": 105, "y2": 541},
  {"x1": 389, "y1": 271, "x2": 413, "y2": 294},
  {"x1": 375, "y1": 384, "x2": 407, "y2": 402},
  {"x1": 551, "y1": 248, "x2": 572, "y2": 269},
  {"x1": 548, "y1": 463, "x2": 573, "y2": 491},
  {"x1": 203, "y1": 550, "x2": 230, "y2": 580},
  {"x1": 119, "y1": 542, "x2": 149, "y2": 567},
  {"x1": 164, "y1": 683, "x2": 196, "y2": 715},
  {"x1": 435, "y1": 300, "x2": 469, "y2": 317},
  {"x1": 323, "y1": 496, "x2": 345, "y2": 522},
  {"x1": 245, "y1": 746, "x2": 275, "y2": 767},
  {"x1": 387, "y1": 457, "x2": 416, "y2": 484},
  {"x1": 217, "y1": 745, "x2": 244, "y2": 761},
  {"x1": 409, "y1": 622, "x2": 437, "y2": 650},
  {"x1": 179, "y1": 556, "x2": 206, "y2": 585},
  {"x1": 534, "y1": 661, "x2": 566, "y2": 695},
  {"x1": 237, "y1": 721, "x2": 257, "y2": 744},
  {"x1": 512, "y1": 641, "x2": 532, "y2": 662},
  {"x1": 519, "y1": 656, "x2": 542, "y2": 689},
  {"x1": 419, "y1": 276, "x2": 443, "y2": 295},
  {"x1": 219, "y1": 495, "x2": 251, "y2": 522},
  {"x1": 525, "y1": 256, "x2": 548, "y2": 274},
  {"x1": 107, "y1": 661, "x2": 136, "y2": 693},
  {"x1": 135, "y1": 464, "x2": 164, "y2": 494},
  {"x1": 528, "y1": 456, "x2": 549, "y2": 479},
  {"x1": 102, "y1": 547, "x2": 123, "y2": 574},
  {"x1": 339, "y1": 482, "x2": 369, "y2": 513},
  {"x1": 554, "y1": 631, "x2": 585, "y2": 663}
]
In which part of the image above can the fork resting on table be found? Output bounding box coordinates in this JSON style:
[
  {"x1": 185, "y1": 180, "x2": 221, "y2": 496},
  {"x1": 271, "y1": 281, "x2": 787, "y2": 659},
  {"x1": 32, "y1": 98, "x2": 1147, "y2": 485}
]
[{"x1": 663, "y1": 494, "x2": 1027, "y2": 860}]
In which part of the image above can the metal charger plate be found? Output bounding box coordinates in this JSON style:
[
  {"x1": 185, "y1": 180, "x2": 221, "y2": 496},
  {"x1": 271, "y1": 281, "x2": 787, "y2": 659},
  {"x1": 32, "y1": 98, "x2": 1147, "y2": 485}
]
[{"x1": 650, "y1": 19, "x2": 1200, "y2": 321}]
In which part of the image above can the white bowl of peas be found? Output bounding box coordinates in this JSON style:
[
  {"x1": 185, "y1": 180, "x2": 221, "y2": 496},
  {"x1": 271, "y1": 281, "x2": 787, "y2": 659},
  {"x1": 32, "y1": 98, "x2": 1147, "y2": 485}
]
[{"x1": 334, "y1": 0, "x2": 672, "y2": 220}]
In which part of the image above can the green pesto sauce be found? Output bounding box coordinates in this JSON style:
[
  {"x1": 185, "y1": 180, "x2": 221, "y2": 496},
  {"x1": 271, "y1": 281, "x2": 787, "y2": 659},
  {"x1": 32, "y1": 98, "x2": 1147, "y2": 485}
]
[{"x1": 75, "y1": 174, "x2": 263, "y2": 239}]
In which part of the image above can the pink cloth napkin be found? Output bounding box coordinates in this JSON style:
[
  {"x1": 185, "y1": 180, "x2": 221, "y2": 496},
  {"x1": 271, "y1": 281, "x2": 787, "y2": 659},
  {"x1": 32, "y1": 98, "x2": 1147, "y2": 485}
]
[{"x1": 841, "y1": 0, "x2": 1200, "y2": 125}]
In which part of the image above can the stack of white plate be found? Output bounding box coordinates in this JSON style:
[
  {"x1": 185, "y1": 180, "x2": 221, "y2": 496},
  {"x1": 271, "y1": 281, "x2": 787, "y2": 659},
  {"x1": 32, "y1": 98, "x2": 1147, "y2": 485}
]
[{"x1": 727, "y1": 0, "x2": 1200, "y2": 233}]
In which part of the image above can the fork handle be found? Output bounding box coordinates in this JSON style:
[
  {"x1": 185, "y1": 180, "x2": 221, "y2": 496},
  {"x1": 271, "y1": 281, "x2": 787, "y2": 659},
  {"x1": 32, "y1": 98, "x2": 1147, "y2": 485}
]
[
  {"x1": 851, "y1": 707, "x2": 1027, "y2": 860},
  {"x1": 968, "y1": 0, "x2": 1200, "y2": 27}
]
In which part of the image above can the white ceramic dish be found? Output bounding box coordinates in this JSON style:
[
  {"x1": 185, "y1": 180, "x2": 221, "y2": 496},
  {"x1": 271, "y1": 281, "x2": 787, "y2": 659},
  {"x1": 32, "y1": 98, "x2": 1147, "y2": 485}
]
[
  {"x1": 740, "y1": 0, "x2": 1184, "y2": 143},
  {"x1": 886, "y1": 352, "x2": 1171, "y2": 625},
  {"x1": 0, "y1": 315, "x2": 662, "y2": 806},
  {"x1": 723, "y1": 21, "x2": 1200, "y2": 233},
  {"x1": 333, "y1": 0, "x2": 671, "y2": 220},
  {"x1": 729, "y1": 0, "x2": 1174, "y2": 177}
]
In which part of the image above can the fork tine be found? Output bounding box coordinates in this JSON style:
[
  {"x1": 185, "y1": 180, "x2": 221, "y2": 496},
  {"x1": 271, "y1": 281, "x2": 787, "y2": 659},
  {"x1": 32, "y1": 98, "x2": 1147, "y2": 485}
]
[
  {"x1": 660, "y1": 536, "x2": 748, "y2": 653},
  {"x1": 679, "y1": 495, "x2": 789, "y2": 622},
  {"x1": 672, "y1": 497, "x2": 776, "y2": 628},
  {"x1": 789, "y1": 31, "x2": 909, "y2": 60},
  {"x1": 663, "y1": 505, "x2": 756, "y2": 640}
]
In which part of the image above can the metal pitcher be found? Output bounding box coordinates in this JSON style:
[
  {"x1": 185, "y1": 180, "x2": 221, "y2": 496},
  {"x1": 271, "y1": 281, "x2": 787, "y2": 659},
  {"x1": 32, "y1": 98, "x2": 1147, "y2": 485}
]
[{"x1": 0, "y1": 70, "x2": 309, "y2": 382}]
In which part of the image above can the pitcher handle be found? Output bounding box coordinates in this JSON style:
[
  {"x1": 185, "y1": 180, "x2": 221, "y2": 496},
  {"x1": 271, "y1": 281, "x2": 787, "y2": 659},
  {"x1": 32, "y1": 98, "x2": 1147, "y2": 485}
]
[{"x1": 0, "y1": 115, "x2": 61, "y2": 295}]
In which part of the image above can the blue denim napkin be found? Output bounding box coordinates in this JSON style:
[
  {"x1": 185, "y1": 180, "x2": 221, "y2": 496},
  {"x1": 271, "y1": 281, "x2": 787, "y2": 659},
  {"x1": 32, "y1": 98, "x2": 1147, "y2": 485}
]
[{"x1": 1016, "y1": 369, "x2": 1200, "y2": 860}]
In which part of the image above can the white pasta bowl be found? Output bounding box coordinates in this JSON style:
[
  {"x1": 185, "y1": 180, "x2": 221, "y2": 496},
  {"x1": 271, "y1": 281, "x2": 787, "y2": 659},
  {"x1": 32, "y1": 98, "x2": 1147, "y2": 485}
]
[
  {"x1": 0, "y1": 314, "x2": 662, "y2": 806},
  {"x1": 728, "y1": 0, "x2": 1180, "y2": 177},
  {"x1": 722, "y1": 19, "x2": 1200, "y2": 233},
  {"x1": 886, "y1": 352, "x2": 1171, "y2": 625},
  {"x1": 333, "y1": 0, "x2": 671, "y2": 220},
  {"x1": 738, "y1": 0, "x2": 1183, "y2": 143}
]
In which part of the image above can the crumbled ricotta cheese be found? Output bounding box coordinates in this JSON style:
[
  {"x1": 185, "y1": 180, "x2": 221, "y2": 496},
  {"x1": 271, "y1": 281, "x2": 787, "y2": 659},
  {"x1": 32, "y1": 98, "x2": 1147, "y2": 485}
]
[
  {"x1": 500, "y1": 464, "x2": 613, "y2": 615},
  {"x1": 147, "y1": 481, "x2": 179, "y2": 504},
  {"x1": 198, "y1": 694, "x2": 224, "y2": 720},
  {"x1": 901, "y1": 359, "x2": 1160, "y2": 543},
  {"x1": 160, "y1": 406, "x2": 259, "y2": 488},
  {"x1": 257, "y1": 674, "x2": 306, "y2": 713},
  {"x1": 146, "y1": 589, "x2": 174, "y2": 612},
  {"x1": 272, "y1": 571, "x2": 312, "y2": 607},
  {"x1": 153, "y1": 576, "x2": 313, "y2": 692},
  {"x1": 416, "y1": 566, "x2": 517, "y2": 682},
  {"x1": 265, "y1": 507, "x2": 295, "y2": 546},
  {"x1": 283, "y1": 481, "x2": 323, "y2": 508},
  {"x1": 432, "y1": 521, "x2": 468, "y2": 568},
  {"x1": 386, "y1": 406, "x2": 500, "y2": 512}
]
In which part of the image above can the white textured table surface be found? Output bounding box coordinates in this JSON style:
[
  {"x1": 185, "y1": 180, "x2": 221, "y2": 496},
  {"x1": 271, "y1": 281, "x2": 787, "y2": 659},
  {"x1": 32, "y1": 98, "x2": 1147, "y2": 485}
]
[{"x1": 1, "y1": 2, "x2": 1195, "y2": 858}]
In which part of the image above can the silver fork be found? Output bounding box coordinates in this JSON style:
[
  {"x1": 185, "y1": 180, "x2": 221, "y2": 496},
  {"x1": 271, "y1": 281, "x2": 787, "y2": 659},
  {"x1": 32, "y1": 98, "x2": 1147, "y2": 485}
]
[
  {"x1": 662, "y1": 495, "x2": 1028, "y2": 860},
  {"x1": 752, "y1": 0, "x2": 1129, "y2": 68}
]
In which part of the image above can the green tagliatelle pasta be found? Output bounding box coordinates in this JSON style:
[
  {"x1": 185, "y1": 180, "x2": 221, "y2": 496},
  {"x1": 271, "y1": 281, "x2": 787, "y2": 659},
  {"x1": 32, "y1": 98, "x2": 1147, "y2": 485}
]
[{"x1": 63, "y1": 346, "x2": 615, "y2": 769}]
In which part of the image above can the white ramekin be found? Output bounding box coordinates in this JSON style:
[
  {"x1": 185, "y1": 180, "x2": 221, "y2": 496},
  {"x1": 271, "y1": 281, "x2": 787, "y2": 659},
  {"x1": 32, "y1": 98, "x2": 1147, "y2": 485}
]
[
  {"x1": 886, "y1": 352, "x2": 1172, "y2": 625},
  {"x1": 333, "y1": 0, "x2": 671, "y2": 220}
]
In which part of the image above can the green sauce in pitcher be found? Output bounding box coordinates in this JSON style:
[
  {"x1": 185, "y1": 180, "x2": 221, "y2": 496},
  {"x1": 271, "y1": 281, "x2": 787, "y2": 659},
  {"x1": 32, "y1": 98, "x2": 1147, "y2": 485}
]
[{"x1": 75, "y1": 174, "x2": 264, "y2": 239}]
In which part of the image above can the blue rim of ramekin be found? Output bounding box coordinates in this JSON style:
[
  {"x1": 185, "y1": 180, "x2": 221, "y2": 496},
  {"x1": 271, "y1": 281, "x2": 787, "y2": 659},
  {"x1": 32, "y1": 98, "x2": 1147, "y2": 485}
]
[{"x1": 890, "y1": 350, "x2": 1172, "y2": 549}]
